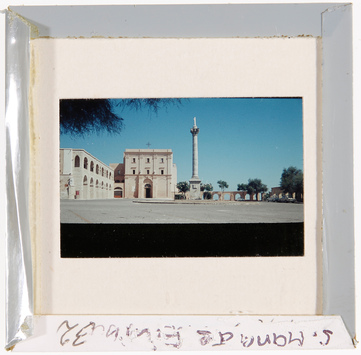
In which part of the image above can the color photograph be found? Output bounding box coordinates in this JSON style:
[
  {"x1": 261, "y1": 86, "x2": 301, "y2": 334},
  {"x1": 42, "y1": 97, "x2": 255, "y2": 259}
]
[{"x1": 60, "y1": 97, "x2": 304, "y2": 257}]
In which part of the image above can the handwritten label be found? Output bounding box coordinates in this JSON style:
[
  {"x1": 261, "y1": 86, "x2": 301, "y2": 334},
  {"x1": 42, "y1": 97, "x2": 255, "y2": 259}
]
[
  {"x1": 55, "y1": 318, "x2": 341, "y2": 351},
  {"x1": 13, "y1": 315, "x2": 353, "y2": 351}
]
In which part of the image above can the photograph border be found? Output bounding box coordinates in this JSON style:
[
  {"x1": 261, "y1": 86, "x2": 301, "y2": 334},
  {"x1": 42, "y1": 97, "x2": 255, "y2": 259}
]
[{"x1": 59, "y1": 97, "x2": 305, "y2": 259}]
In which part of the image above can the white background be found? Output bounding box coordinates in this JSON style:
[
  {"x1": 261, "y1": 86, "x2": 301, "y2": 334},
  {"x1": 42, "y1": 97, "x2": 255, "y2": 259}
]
[{"x1": 0, "y1": 1, "x2": 360, "y2": 354}]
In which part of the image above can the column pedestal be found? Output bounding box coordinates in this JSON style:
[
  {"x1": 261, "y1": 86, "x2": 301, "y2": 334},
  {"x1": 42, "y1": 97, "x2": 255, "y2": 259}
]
[{"x1": 189, "y1": 178, "x2": 201, "y2": 200}]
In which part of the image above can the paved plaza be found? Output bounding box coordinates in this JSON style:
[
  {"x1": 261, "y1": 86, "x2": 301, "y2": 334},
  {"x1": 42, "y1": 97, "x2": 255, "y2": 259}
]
[{"x1": 61, "y1": 199, "x2": 304, "y2": 224}]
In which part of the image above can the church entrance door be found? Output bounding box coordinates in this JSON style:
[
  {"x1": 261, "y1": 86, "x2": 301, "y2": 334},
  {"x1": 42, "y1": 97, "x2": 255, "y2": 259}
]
[{"x1": 145, "y1": 184, "x2": 152, "y2": 198}]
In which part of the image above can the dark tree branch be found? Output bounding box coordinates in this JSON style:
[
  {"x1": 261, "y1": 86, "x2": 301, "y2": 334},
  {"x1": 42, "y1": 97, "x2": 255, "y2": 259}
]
[
  {"x1": 60, "y1": 99, "x2": 123, "y2": 136},
  {"x1": 60, "y1": 98, "x2": 184, "y2": 137}
]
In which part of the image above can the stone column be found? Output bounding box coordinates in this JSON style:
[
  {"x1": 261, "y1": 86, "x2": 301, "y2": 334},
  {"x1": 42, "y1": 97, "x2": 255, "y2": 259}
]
[{"x1": 189, "y1": 117, "x2": 201, "y2": 200}]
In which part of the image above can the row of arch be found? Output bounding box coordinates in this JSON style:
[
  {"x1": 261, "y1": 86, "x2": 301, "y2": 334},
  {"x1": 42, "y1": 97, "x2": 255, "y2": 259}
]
[
  {"x1": 202, "y1": 191, "x2": 264, "y2": 201},
  {"x1": 83, "y1": 175, "x2": 112, "y2": 189},
  {"x1": 79, "y1": 175, "x2": 113, "y2": 200},
  {"x1": 74, "y1": 155, "x2": 112, "y2": 179}
]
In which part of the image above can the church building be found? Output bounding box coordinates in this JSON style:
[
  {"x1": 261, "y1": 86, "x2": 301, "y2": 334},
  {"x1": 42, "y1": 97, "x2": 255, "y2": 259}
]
[
  {"x1": 60, "y1": 148, "x2": 177, "y2": 200},
  {"x1": 110, "y1": 149, "x2": 177, "y2": 199}
]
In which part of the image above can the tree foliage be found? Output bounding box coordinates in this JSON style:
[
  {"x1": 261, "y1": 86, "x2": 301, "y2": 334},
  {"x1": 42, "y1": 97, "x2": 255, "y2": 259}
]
[
  {"x1": 200, "y1": 183, "x2": 213, "y2": 192},
  {"x1": 280, "y1": 166, "x2": 303, "y2": 201},
  {"x1": 203, "y1": 192, "x2": 212, "y2": 200},
  {"x1": 217, "y1": 180, "x2": 229, "y2": 192},
  {"x1": 60, "y1": 98, "x2": 183, "y2": 136},
  {"x1": 237, "y1": 182, "x2": 254, "y2": 196},
  {"x1": 201, "y1": 183, "x2": 213, "y2": 200},
  {"x1": 117, "y1": 98, "x2": 182, "y2": 113},
  {"x1": 177, "y1": 181, "x2": 190, "y2": 196},
  {"x1": 60, "y1": 99, "x2": 123, "y2": 136},
  {"x1": 237, "y1": 178, "x2": 268, "y2": 201},
  {"x1": 248, "y1": 178, "x2": 268, "y2": 200}
]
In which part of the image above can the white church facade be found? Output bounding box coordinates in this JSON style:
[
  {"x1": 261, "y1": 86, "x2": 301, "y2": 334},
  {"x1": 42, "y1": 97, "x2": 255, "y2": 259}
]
[{"x1": 110, "y1": 149, "x2": 177, "y2": 200}]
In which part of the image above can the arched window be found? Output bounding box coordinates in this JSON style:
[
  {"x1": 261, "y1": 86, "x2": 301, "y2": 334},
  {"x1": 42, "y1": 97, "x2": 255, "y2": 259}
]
[
  {"x1": 102, "y1": 167, "x2": 104, "y2": 177},
  {"x1": 84, "y1": 157, "x2": 88, "y2": 169},
  {"x1": 83, "y1": 175, "x2": 88, "y2": 185},
  {"x1": 109, "y1": 172, "x2": 112, "y2": 179},
  {"x1": 106, "y1": 171, "x2": 109, "y2": 178},
  {"x1": 96, "y1": 180, "x2": 99, "y2": 188},
  {"x1": 74, "y1": 155, "x2": 80, "y2": 167},
  {"x1": 101, "y1": 181, "x2": 104, "y2": 189},
  {"x1": 90, "y1": 161, "x2": 94, "y2": 172},
  {"x1": 106, "y1": 183, "x2": 108, "y2": 190},
  {"x1": 96, "y1": 164, "x2": 99, "y2": 174},
  {"x1": 90, "y1": 178, "x2": 94, "y2": 187}
]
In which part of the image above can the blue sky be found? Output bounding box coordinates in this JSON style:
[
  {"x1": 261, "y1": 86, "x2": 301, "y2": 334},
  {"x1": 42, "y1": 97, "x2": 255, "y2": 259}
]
[{"x1": 60, "y1": 98, "x2": 303, "y2": 191}]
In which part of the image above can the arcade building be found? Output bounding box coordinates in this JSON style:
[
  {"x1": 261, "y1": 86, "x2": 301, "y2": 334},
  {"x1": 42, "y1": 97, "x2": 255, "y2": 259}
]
[{"x1": 59, "y1": 148, "x2": 114, "y2": 200}]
